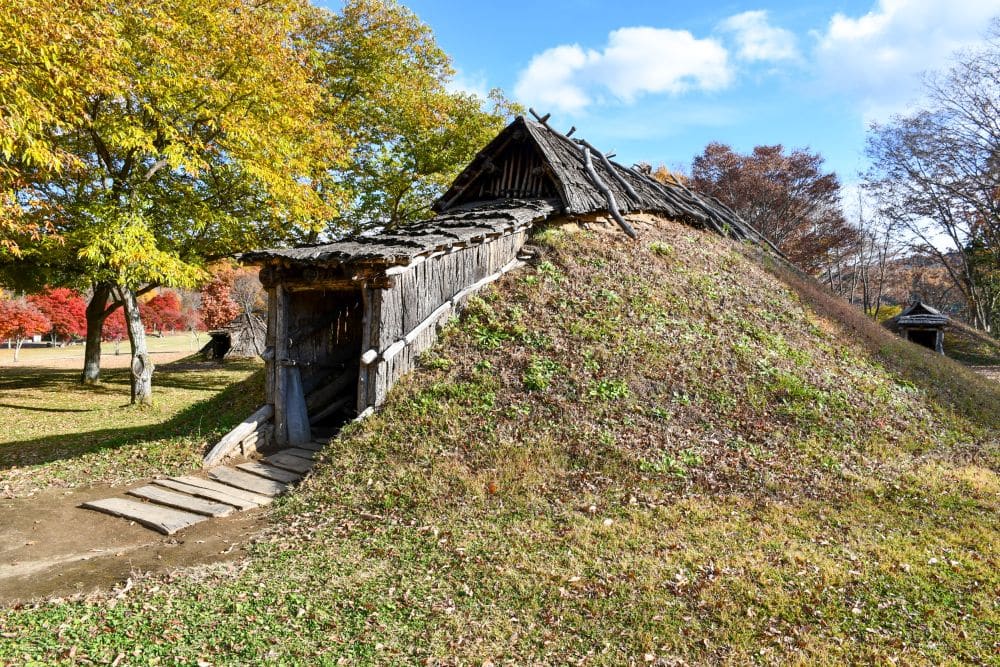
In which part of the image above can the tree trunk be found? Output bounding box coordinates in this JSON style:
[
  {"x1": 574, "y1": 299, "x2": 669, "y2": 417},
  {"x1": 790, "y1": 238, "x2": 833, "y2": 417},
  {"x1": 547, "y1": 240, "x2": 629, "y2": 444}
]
[
  {"x1": 13, "y1": 337, "x2": 23, "y2": 362},
  {"x1": 82, "y1": 283, "x2": 114, "y2": 384},
  {"x1": 119, "y1": 285, "x2": 154, "y2": 406}
]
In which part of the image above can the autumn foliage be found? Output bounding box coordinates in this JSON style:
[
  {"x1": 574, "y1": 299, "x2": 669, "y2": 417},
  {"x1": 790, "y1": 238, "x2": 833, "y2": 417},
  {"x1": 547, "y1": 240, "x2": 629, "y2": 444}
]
[
  {"x1": 0, "y1": 298, "x2": 51, "y2": 360},
  {"x1": 101, "y1": 308, "x2": 127, "y2": 343},
  {"x1": 140, "y1": 290, "x2": 194, "y2": 334},
  {"x1": 199, "y1": 274, "x2": 241, "y2": 331},
  {"x1": 27, "y1": 288, "x2": 87, "y2": 342},
  {"x1": 691, "y1": 143, "x2": 858, "y2": 273}
]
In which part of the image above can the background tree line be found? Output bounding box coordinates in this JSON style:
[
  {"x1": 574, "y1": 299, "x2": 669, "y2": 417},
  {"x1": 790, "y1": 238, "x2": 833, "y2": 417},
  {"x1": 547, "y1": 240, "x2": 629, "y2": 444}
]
[
  {"x1": 0, "y1": 0, "x2": 514, "y2": 404},
  {"x1": 676, "y1": 20, "x2": 998, "y2": 334},
  {"x1": 0, "y1": 263, "x2": 263, "y2": 360}
]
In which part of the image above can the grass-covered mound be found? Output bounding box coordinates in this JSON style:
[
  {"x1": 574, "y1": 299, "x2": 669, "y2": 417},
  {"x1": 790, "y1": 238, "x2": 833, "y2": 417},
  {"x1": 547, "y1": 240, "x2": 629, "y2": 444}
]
[{"x1": 2, "y1": 220, "x2": 997, "y2": 665}]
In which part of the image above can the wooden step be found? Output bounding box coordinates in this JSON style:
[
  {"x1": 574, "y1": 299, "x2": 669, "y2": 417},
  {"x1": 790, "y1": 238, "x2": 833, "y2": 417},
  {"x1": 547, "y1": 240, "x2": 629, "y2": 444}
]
[
  {"x1": 153, "y1": 478, "x2": 261, "y2": 511},
  {"x1": 127, "y1": 485, "x2": 235, "y2": 518},
  {"x1": 236, "y1": 462, "x2": 302, "y2": 484},
  {"x1": 169, "y1": 475, "x2": 273, "y2": 506},
  {"x1": 282, "y1": 447, "x2": 318, "y2": 461},
  {"x1": 263, "y1": 452, "x2": 314, "y2": 475},
  {"x1": 297, "y1": 440, "x2": 326, "y2": 452},
  {"x1": 208, "y1": 467, "x2": 288, "y2": 497},
  {"x1": 81, "y1": 497, "x2": 206, "y2": 535}
]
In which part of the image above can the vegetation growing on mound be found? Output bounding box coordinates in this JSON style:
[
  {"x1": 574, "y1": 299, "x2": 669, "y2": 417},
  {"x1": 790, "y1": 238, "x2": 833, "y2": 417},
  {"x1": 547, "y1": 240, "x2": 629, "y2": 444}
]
[
  {"x1": 2, "y1": 221, "x2": 997, "y2": 664},
  {"x1": 943, "y1": 320, "x2": 1000, "y2": 367}
]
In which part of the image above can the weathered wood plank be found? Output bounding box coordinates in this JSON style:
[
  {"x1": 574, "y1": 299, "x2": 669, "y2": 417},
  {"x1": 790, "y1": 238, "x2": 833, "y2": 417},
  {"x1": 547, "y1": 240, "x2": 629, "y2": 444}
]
[
  {"x1": 152, "y1": 478, "x2": 260, "y2": 510},
  {"x1": 127, "y1": 485, "x2": 235, "y2": 517},
  {"x1": 170, "y1": 475, "x2": 274, "y2": 506},
  {"x1": 208, "y1": 467, "x2": 289, "y2": 497},
  {"x1": 282, "y1": 447, "x2": 318, "y2": 461},
  {"x1": 81, "y1": 497, "x2": 207, "y2": 535},
  {"x1": 203, "y1": 404, "x2": 275, "y2": 466},
  {"x1": 236, "y1": 462, "x2": 302, "y2": 484},
  {"x1": 273, "y1": 284, "x2": 289, "y2": 447},
  {"x1": 298, "y1": 440, "x2": 326, "y2": 451},
  {"x1": 263, "y1": 452, "x2": 314, "y2": 475}
]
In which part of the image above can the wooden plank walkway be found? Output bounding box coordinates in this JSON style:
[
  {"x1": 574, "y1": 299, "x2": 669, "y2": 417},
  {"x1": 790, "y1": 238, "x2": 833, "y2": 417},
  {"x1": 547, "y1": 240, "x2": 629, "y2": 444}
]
[
  {"x1": 79, "y1": 440, "x2": 327, "y2": 535},
  {"x1": 152, "y1": 478, "x2": 263, "y2": 511},
  {"x1": 208, "y1": 467, "x2": 288, "y2": 496},
  {"x1": 263, "y1": 452, "x2": 314, "y2": 475},
  {"x1": 81, "y1": 498, "x2": 207, "y2": 535},
  {"x1": 236, "y1": 462, "x2": 302, "y2": 484},
  {"x1": 127, "y1": 485, "x2": 235, "y2": 518}
]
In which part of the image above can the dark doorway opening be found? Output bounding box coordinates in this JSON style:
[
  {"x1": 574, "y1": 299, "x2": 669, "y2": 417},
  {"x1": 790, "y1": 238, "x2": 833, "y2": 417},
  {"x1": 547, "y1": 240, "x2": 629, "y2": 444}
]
[
  {"x1": 907, "y1": 329, "x2": 938, "y2": 351},
  {"x1": 287, "y1": 288, "x2": 364, "y2": 436},
  {"x1": 202, "y1": 331, "x2": 231, "y2": 360}
]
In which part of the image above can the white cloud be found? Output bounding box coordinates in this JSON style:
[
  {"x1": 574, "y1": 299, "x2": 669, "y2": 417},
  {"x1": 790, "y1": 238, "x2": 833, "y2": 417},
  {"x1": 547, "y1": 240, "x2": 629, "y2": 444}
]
[
  {"x1": 514, "y1": 27, "x2": 731, "y2": 114},
  {"x1": 718, "y1": 10, "x2": 799, "y2": 62},
  {"x1": 813, "y1": 0, "x2": 1000, "y2": 115},
  {"x1": 445, "y1": 69, "x2": 491, "y2": 100}
]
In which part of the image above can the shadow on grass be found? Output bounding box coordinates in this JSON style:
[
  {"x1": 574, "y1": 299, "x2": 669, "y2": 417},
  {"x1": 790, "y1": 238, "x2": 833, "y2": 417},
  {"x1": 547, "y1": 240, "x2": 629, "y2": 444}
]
[
  {"x1": 0, "y1": 361, "x2": 242, "y2": 395},
  {"x1": 0, "y1": 361, "x2": 264, "y2": 470},
  {"x1": 753, "y1": 250, "x2": 1000, "y2": 432},
  {"x1": 0, "y1": 403, "x2": 93, "y2": 413}
]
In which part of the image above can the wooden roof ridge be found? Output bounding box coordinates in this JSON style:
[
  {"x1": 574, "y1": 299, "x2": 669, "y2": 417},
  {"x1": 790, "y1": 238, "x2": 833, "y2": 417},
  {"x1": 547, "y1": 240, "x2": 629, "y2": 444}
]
[
  {"x1": 900, "y1": 300, "x2": 943, "y2": 317},
  {"x1": 434, "y1": 111, "x2": 784, "y2": 255},
  {"x1": 896, "y1": 299, "x2": 949, "y2": 326},
  {"x1": 243, "y1": 115, "x2": 787, "y2": 270}
]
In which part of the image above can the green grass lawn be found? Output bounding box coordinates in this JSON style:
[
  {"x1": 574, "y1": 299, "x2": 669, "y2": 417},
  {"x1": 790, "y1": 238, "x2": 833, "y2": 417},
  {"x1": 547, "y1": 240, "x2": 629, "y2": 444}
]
[
  {"x1": 1, "y1": 223, "x2": 997, "y2": 664},
  {"x1": 1, "y1": 332, "x2": 207, "y2": 365},
  {"x1": 0, "y1": 357, "x2": 262, "y2": 496}
]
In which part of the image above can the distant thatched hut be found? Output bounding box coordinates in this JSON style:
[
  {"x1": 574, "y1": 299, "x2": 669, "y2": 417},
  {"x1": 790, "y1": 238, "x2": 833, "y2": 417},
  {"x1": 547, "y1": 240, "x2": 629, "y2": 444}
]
[
  {"x1": 201, "y1": 311, "x2": 266, "y2": 360},
  {"x1": 889, "y1": 300, "x2": 949, "y2": 354}
]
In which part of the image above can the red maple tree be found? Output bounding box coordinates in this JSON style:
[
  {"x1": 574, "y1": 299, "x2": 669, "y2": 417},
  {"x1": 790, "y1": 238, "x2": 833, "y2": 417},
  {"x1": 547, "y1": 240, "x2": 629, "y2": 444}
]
[
  {"x1": 28, "y1": 287, "x2": 87, "y2": 343},
  {"x1": 0, "y1": 298, "x2": 52, "y2": 361},
  {"x1": 102, "y1": 308, "x2": 128, "y2": 354},
  {"x1": 199, "y1": 274, "x2": 241, "y2": 330},
  {"x1": 141, "y1": 290, "x2": 187, "y2": 334}
]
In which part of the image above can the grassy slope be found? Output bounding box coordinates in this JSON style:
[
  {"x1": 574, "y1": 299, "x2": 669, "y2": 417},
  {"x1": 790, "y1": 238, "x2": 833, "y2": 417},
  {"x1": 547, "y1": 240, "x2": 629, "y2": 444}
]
[
  {"x1": 0, "y1": 360, "x2": 262, "y2": 496},
  {"x1": 943, "y1": 319, "x2": 1000, "y2": 366},
  {"x1": 2, "y1": 221, "x2": 998, "y2": 665}
]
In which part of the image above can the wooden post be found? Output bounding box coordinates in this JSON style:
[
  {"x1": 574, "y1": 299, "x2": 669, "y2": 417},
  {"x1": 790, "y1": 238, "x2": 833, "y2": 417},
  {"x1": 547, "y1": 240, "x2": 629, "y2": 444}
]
[{"x1": 273, "y1": 283, "x2": 289, "y2": 446}]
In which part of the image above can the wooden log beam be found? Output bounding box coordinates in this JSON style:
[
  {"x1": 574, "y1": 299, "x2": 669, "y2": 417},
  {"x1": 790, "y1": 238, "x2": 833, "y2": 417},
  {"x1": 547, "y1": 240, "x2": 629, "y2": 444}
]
[
  {"x1": 202, "y1": 404, "x2": 275, "y2": 467},
  {"x1": 581, "y1": 147, "x2": 638, "y2": 239},
  {"x1": 576, "y1": 137, "x2": 640, "y2": 202},
  {"x1": 308, "y1": 395, "x2": 353, "y2": 425},
  {"x1": 305, "y1": 366, "x2": 358, "y2": 413}
]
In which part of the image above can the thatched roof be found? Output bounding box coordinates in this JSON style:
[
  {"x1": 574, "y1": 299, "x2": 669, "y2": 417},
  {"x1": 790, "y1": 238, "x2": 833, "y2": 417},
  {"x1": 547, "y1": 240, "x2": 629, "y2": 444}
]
[
  {"x1": 896, "y1": 301, "x2": 949, "y2": 327},
  {"x1": 241, "y1": 199, "x2": 556, "y2": 268},
  {"x1": 436, "y1": 115, "x2": 767, "y2": 245},
  {"x1": 242, "y1": 114, "x2": 777, "y2": 269}
]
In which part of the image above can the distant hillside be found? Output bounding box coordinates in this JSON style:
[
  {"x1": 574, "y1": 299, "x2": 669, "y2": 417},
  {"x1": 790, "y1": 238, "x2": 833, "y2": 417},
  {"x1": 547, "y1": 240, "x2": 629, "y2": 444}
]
[{"x1": 3, "y1": 217, "x2": 997, "y2": 664}]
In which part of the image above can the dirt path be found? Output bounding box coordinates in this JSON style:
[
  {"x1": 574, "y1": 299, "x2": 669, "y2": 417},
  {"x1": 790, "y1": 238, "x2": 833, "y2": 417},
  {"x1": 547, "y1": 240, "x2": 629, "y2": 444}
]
[
  {"x1": 970, "y1": 365, "x2": 1000, "y2": 382},
  {"x1": 0, "y1": 482, "x2": 270, "y2": 604},
  {"x1": 0, "y1": 349, "x2": 192, "y2": 370}
]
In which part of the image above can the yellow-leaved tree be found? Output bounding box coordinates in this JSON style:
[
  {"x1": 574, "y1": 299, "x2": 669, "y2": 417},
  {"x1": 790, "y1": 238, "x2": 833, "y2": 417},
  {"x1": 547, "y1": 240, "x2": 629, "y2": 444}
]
[{"x1": 1, "y1": 0, "x2": 512, "y2": 405}]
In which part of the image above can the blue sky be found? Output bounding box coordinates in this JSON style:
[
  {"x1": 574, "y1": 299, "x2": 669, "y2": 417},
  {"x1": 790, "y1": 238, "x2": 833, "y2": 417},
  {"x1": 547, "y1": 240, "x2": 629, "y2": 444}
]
[{"x1": 334, "y1": 0, "x2": 999, "y2": 193}]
